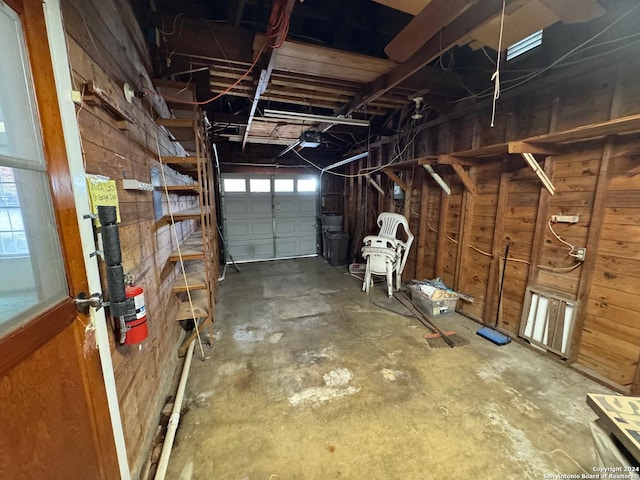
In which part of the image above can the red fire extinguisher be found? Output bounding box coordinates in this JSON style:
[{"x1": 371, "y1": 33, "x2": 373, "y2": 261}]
[{"x1": 121, "y1": 283, "x2": 148, "y2": 345}]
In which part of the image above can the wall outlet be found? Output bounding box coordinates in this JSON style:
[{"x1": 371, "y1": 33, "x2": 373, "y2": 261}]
[
  {"x1": 575, "y1": 248, "x2": 586, "y2": 261},
  {"x1": 551, "y1": 214, "x2": 579, "y2": 223}
]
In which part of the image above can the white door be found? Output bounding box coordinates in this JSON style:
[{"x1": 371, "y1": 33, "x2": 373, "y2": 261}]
[{"x1": 223, "y1": 175, "x2": 318, "y2": 262}]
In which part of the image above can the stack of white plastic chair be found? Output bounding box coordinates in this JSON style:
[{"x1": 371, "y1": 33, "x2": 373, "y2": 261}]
[{"x1": 361, "y1": 212, "x2": 414, "y2": 297}]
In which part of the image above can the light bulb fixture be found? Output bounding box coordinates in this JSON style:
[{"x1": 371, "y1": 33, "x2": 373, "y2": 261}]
[
  {"x1": 123, "y1": 83, "x2": 135, "y2": 103},
  {"x1": 411, "y1": 96, "x2": 424, "y2": 120}
]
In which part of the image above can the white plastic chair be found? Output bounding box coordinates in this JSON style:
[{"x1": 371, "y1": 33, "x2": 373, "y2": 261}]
[
  {"x1": 361, "y1": 237, "x2": 397, "y2": 297},
  {"x1": 361, "y1": 212, "x2": 414, "y2": 296}
]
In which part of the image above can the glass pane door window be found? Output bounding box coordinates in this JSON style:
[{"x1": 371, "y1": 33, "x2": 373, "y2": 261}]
[{"x1": 0, "y1": 4, "x2": 67, "y2": 333}]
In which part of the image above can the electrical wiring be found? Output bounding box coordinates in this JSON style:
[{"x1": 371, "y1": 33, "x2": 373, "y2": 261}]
[
  {"x1": 500, "y1": 2, "x2": 640, "y2": 92},
  {"x1": 150, "y1": 0, "x2": 291, "y2": 106},
  {"x1": 157, "y1": 13, "x2": 184, "y2": 36},
  {"x1": 280, "y1": 123, "x2": 421, "y2": 179},
  {"x1": 146, "y1": 41, "x2": 267, "y2": 106},
  {"x1": 546, "y1": 218, "x2": 584, "y2": 259},
  {"x1": 398, "y1": 194, "x2": 580, "y2": 273},
  {"x1": 481, "y1": 46, "x2": 497, "y2": 66},
  {"x1": 425, "y1": 215, "x2": 439, "y2": 234},
  {"x1": 451, "y1": 1, "x2": 640, "y2": 105},
  {"x1": 438, "y1": 30, "x2": 455, "y2": 71},
  {"x1": 267, "y1": 0, "x2": 291, "y2": 49},
  {"x1": 468, "y1": 244, "x2": 492, "y2": 257},
  {"x1": 537, "y1": 262, "x2": 582, "y2": 273},
  {"x1": 203, "y1": 20, "x2": 256, "y2": 101}
]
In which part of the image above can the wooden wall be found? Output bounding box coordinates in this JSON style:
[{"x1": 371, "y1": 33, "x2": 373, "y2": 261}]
[
  {"x1": 62, "y1": 0, "x2": 204, "y2": 476},
  {"x1": 577, "y1": 145, "x2": 640, "y2": 387},
  {"x1": 344, "y1": 39, "x2": 640, "y2": 393}
]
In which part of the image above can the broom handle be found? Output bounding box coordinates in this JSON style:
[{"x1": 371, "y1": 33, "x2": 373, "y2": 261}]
[{"x1": 495, "y1": 244, "x2": 510, "y2": 329}]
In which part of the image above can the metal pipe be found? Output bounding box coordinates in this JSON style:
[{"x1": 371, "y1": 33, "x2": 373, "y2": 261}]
[
  {"x1": 213, "y1": 144, "x2": 229, "y2": 282},
  {"x1": 218, "y1": 262, "x2": 228, "y2": 282},
  {"x1": 154, "y1": 340, "x2": 196, "y2": 480}
]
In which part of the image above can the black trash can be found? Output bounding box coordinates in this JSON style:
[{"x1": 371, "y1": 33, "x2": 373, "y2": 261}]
[{"x1": 324, "y1": 231, "x2": 350, "y2": 266}]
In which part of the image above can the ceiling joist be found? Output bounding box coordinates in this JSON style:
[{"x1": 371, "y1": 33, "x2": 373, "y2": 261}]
[
  {"x1": 385, "y1": 0, "x2": 478, "y2": 62},
  {"x1": 342, "y1": 0, "x2": 517, "y2": 114}
]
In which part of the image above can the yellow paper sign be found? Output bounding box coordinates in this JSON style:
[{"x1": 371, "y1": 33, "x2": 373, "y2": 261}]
[{"x1": 86, "y1": 174, "x2": 121, "y2": 226}]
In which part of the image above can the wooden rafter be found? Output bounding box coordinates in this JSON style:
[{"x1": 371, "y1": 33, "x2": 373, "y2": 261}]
[
  {"x1": 342, "y1": 0, "x2": 516, "y2": 114},
  {"x1": 385, "y1": 0, "x2": 478, "y2": 62}
]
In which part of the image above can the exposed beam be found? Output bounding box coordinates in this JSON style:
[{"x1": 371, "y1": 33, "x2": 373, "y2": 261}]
[
  {"x1": 416, "y1": 156, "x2": 439, "y2": 165},
  {"x1": 385, "y1": 0, "x2": 477, "y2": 62},
  {"x1": 436, "y1": 155, "x2": 476, "y2": 166},
  {"x1": 450, "y1": 163, "x2": 477, "y2": 197},
  {"x1": 508, "y1": 141, "x2": 559, "y2": 155},
  {"x1": 343, "y1": 0, "x2": 515, "y2": 113},
  {"x1": 569, "y1": 137, "x2": 615, "y2": 365}
]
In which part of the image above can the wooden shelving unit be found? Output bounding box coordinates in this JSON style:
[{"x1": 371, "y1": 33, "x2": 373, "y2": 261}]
[{"x1": 155, "y1": 80, "x2": 218, "y2": 356}]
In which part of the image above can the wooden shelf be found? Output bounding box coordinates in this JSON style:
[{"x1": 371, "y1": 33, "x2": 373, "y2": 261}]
[
  {"x1": 434, "y1": 113, "x2": 640, "y2": 162},
  {"x1": 175, "y1": 290, "x2": 209, "y2": 321},
  {"x1": 161, "y1": 156, "x2": 203, "y2": 165},
  {"x1": 155, "y1": 80, "x2": 217, "y2": 359},
  {"x1": 172, "y1": 267, "x2": 208, "y2": 293},
  {"x1": 165, "y1": 207, "x2": 206, "y2": 222},
  {"x1": 446, "y1": 143, "x2": 509, "y2": 159},
  {"x1": 164, "y1": 184, "x2": 200, "y2": 194},
  {"x1": 161, "y1": 156, "x2": 201, "y2": 178},
  {"x1": 528, "y1": 113, "x2": 640, "y2": 144},
  {"x1": 157, "y1": 118, "x2": 197, "y2": 142},
  {"x1": 169, "y1": 231, "x2": 204, "y2": 261},
  {"x1": 83, "y1": 81, "x2": 133, "y2": 128}
]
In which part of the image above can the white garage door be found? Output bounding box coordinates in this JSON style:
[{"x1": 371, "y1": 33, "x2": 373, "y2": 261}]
[{"x1": 222, "y1": 175, "x2": 318, "y2": 262}]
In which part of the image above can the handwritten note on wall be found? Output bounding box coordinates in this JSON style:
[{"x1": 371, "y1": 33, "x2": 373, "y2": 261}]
[{"x1": 86, "y1": 174, "x2": 121, "y2": 226}]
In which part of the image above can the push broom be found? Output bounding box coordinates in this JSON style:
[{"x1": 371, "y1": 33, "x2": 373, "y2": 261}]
[{"x1": 477, "y1": 244, "x2": 511, "y2": 346}]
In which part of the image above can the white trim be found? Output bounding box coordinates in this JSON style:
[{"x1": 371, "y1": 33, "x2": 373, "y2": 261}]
[{"x1": 41, "y1": 1, "x2": 131, "y2": 478}]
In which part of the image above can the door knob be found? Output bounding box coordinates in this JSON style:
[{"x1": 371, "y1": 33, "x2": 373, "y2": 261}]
[{"x1": 74, "y1": 292, "x2": 103, "y2": 313}]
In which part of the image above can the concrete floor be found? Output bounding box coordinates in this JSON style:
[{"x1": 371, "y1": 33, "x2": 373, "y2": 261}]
[{"x1": 166, "y1": 257, "x2": 612, "y2": 480}]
